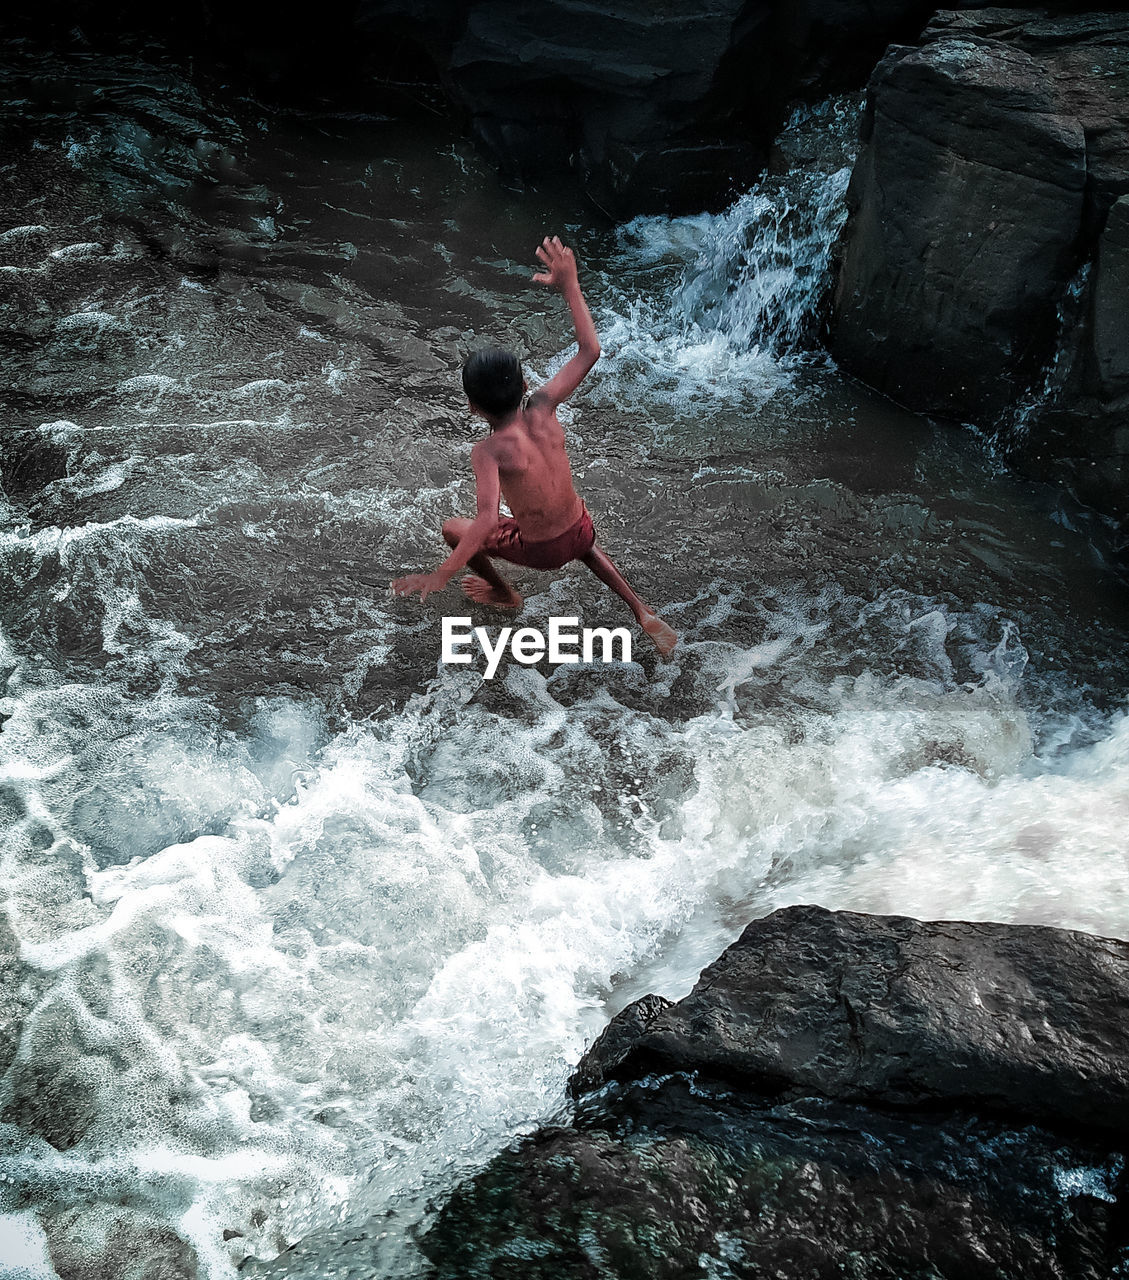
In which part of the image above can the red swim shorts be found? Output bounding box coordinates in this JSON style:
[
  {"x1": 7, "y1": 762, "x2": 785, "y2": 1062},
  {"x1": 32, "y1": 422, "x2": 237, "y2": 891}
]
[{"x1": 482, "y1": 506, "x2": 596, "y2": 570}]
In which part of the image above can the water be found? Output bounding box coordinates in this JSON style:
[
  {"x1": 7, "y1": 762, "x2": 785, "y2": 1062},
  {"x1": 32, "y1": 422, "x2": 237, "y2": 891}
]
[
  {"x1": 1, "y1": 42, "x2": 1127, "y2": 1280},
  {"x1": 995, "y1": 262, "x2": 1094, "y2": 448}
]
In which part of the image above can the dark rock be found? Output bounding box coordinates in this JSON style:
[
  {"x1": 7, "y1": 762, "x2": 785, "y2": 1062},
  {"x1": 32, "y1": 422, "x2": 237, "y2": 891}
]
[
  {"x1": 424, "y1": 906, "x2": 1129, "y2": 1278},
  {"x1": 350, "y1": 0, "x2": 966, "y2": 214},
  {"x1": 370, "y1": 0, "x2": 770, "y2": 215},
  {"x1": 570, "y1": 992, "x2": 672, "y2": 1097},
  {"x1": 353, "y1": 3, "x2": 1129, "y2": 216},
  {"x1": 831, "y1": 10, "x2": 1129, "y2": 520},
  {"x1": 1094, "y1": 196, "x2": 1129, "y2": 400},
  {"x1": 9, "y1": 1, "x2": 1122, "y2": 217},
  {"x1": 425, "y1": 1079, "x2": 1125, "y2": 1280},
  {"x1": 576, "y1": 905, "x2": 1129, "y2": 1134}
]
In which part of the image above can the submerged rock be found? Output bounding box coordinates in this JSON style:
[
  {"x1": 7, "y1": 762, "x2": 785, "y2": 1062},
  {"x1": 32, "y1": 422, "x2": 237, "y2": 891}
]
[
  {"x1": 831, "y1": 10, "x2": 1129, "y2": 522},
  {"x1": 424, "y1": 906, "x2": 1129, "y2": 1279},
  {"x1": 46, "y1": 1206, "x2": 198, "y2": 1280}
]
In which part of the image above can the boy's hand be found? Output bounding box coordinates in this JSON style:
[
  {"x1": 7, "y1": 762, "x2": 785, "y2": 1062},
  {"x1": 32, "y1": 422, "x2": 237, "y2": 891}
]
[
  {"x1": 391, "y1": 571, "x2": 448, "y2": 602},
  {"x1": 533, "y1": 235, "x2": 579, "y2": 291}
]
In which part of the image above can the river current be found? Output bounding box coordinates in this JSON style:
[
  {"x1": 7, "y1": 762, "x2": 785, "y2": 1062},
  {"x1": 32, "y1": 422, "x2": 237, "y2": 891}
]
[{"x1": 1, "y1": 43, "x2": 1127, "y2": 1280}]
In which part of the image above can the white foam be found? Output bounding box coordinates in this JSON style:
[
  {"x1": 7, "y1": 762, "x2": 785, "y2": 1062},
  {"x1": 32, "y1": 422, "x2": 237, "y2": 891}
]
[
  {"x1": 587, "y1": 96, "x2": 859, "y2": 417},
  {"x1": 1, "y1": 590, "x2": 1126, "y2": 1276},
  {"x1": 55, "y1": 311, "x2": 127, "y2": 333},
  {"x1": 0, "y1": 513, "x2": 198, "y2": 563},
  {"x1": 117, "y1": 374, "x2": 183, "y2": 395},
  {"x1": 0, "y1": 1213, "x2": 59, "y2": 1280},
  {"x1": 48, "y1": 243, "x2": 104, "y2": 261}
]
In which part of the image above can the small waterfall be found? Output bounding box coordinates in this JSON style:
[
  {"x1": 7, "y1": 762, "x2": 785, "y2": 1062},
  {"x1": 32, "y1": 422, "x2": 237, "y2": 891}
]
[
  {"x1": 592, "y1": 96, "x2": 860, "y2": 406},
  {"x1": 670, "y1": 97, "x2": 859, "y2": 356},
  {"x1": 996, "y1": 263, "x2": 1092, "y2": 449}
]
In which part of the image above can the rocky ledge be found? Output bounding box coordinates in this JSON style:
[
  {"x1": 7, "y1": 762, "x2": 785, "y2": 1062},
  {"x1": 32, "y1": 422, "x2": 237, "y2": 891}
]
[
  {"x1": 353, "y1": 0, "x2": 950, "y2": 215},
  {"x1": 423, "y1": 905, "x2": 1129, "y2": 1279},
  {"x1": 831, "y1": 10, "x2": 1129, "y2": 527}
]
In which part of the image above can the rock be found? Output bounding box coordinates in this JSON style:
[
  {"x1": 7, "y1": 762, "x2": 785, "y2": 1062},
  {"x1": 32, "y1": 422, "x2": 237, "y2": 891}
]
[
  {"x1": 570, "y1": 992, "x2": 672, "y2": 1097},
  {"x1": 351, "y1": 0, "x2": 994, "y2": 214},
  {"x1": 351, "y1": 4, "x2": 1129, "y2": 217},
  {"x1": 1094, "y1": 196, "x2": 1129, "y2": 400},
  {"x1": 359, "y1": 0, "x2": 768, "y2": 215},
  {"x1": 12, "y1": 2, "x2": 1123, "y2": 218},
  {"x1": 424, "y1": 1080, "x2": 1124, "y2": 1280},
  {"x1": 423, "y1": 906, "x2": 1129, "y2": 1278},
  {"x1": 831, "y1": 10, "x2": 1129, "y2": 520},
  {"x1": 576, "y1": 905, "x2": 1129, "y2": 1134}
]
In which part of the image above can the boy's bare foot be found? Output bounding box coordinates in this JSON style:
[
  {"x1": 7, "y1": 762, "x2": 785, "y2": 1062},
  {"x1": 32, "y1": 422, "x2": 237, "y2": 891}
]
[
  {"x1": 641, "y1": 613, "x2": 678, "y2": 660},
  {"x1": 462, "y1": 575, "x2": 523, "y2": 610}
]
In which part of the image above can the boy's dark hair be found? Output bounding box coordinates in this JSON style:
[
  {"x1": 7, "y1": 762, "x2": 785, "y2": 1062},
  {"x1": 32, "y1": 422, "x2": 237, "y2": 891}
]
[{"x1": 462, "y1": 348, "x2": 524, "y2": 418}]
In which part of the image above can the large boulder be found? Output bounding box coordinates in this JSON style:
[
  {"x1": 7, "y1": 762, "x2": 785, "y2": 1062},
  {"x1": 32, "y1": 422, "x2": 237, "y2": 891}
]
[
  {"x1": 353, "y1": 0, "x2": 963, "y2": 215},
  {"x1": 423, "y1": 905, "x2": 1129, "y2": 1279},
  {"x1": 1094, "y1": 196, "x2": 1129, "y2": 401},
  {"x1": 440, "y1": 0, "x2": 764, "y2": 215},
  {"x1": 575, "y1": 905, "x2": 1129, "y2": 1132},
  {"x1": 831, "y1": 10, "x2": 1129, "y2": 522},
  {"x1": 424, "y1": 1085, "x2": 1123, "y2": 1279}
]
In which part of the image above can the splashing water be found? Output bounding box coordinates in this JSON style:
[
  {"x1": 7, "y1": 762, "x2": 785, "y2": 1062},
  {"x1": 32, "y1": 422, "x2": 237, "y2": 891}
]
[
  {"x1": 587, "y1": 97, "x2": 859, "y2": 411},
  {"x1": 995, "y1": 263, "x2": 1094, "y2": 448}
]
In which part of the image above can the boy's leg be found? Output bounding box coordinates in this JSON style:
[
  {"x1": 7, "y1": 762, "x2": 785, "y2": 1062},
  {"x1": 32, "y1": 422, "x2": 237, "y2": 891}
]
[
  {"x1": 442, "y1": 519, "x2": 523, "y2": 609},
  {"x1": 581, "y1": 546, "x2": 677, "y2": 658}
]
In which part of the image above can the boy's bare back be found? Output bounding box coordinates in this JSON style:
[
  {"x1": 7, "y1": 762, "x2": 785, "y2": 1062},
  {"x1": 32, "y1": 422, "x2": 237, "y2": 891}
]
[{"x1": 473, "y1": 395, "x2": 583, "y2": 542}]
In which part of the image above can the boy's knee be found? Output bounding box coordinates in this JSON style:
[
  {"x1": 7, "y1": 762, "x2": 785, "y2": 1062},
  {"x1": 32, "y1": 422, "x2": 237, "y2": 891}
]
[{"x1": 441, "y1": 519, "x2": 464, "y2": 546}]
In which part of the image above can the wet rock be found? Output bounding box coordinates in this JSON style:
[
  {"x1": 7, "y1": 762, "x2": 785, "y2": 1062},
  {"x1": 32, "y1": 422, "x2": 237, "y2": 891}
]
[
  {"x1": 354, "y1": 2, "x2": 1129, "y2": 216},
  {"x1": 46, "y1": 1206, "x2": 198, "y2": 1280},
  {"x1": 1016, "y1": 194, "x2": 1129, "y2": 527},
  {"x1": 424, "y1": 906, "x2": 1129, "y2": 1278},
  {"x1": 10, "y1": 2, "x2": 1119, "y2": 218},
  {"x1": 577, "y1": 905, "x2": 1129, "y2": 1134},
  {"x1": 424, "y1": 1081, "x2": 1124, "y2": 1280},
  {"x1": 352, "y1": 0, "x2": 966, "y2": 214},
  {"x1": 357, "y1": 0, "x2": 760, "y2": 215},
  {"x1": 570, "y1": 992, "x2": 672, "y2": 1097},
  {"x1": 1094, "y1": 196, "x2": 1129, "y2": 400},
  {"x1": 831, "y1": 10, "x2": 1129, "y2": 519}
]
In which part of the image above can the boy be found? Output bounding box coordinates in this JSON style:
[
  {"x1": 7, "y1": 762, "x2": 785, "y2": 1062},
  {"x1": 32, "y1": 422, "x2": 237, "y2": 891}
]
[{"x1": 391, "y1": 235, "x2": 678, "y2": 660}]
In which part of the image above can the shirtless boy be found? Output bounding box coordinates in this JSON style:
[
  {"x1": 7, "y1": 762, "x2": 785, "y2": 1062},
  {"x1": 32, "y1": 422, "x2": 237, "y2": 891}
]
[{"x1": 391, "y1": 235, "x2": 678, "y2": 660}]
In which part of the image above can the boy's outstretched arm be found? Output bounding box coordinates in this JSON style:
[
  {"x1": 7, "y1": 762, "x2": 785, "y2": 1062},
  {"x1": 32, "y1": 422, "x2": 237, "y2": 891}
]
[
  {"x1": 390, "y1": 446, "x2": 501, "y2": 602},
  {"x1": 532, "y1": 235, "x2": 601, "y2": 408}
]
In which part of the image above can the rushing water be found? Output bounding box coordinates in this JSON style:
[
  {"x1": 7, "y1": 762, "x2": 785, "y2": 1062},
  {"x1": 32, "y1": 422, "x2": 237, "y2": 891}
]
[{"x1": 0, "y1": 42, "x2": 1127, "y2": 1280}]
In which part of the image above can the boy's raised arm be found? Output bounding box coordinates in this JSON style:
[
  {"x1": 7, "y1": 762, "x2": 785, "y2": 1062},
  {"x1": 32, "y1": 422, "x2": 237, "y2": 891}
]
[{"x1": 531, "y1": 236, "x2": 602, "y2": 408}]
